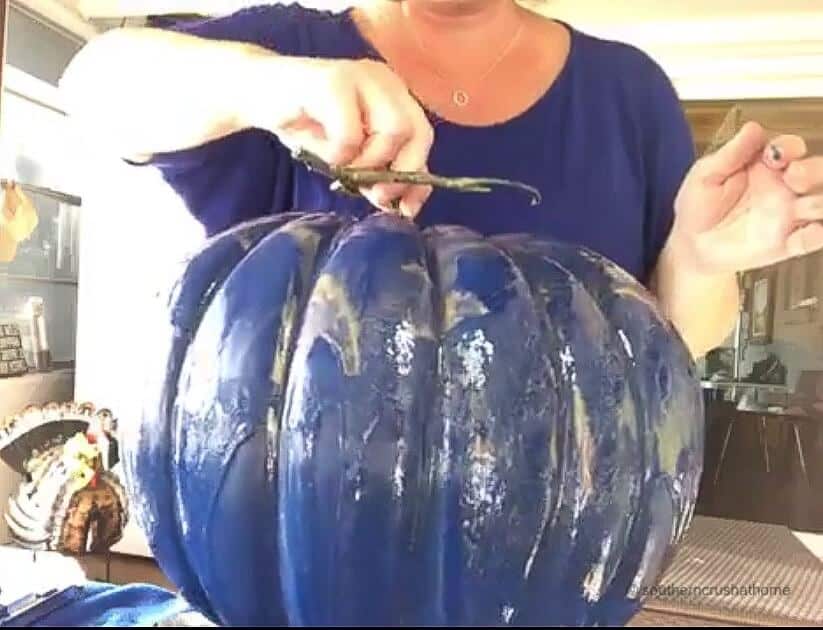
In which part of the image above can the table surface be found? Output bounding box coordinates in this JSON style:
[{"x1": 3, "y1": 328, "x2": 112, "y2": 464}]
[
  {"x1": 0, "y1": 545, "x2": 748, "y2": 627},
  {"x1": 0, "y1": 546, "x2": 86, "y2": 609}
]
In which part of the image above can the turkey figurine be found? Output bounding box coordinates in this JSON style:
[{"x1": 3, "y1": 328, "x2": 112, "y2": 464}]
[{"x1": 2, "y1": 404, "x2": 128, "y2": 555}]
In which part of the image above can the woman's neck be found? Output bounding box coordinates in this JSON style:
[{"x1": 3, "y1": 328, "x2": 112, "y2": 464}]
[
  {"x1": 401, "y1": 0, "x2": 520, "y2": 30},
  {"x1": 359, "y1": 0, "x2": 528, "y2": 77},
  {"x1": 352, "y1": 0, "x2": 570, "y2": 128}
]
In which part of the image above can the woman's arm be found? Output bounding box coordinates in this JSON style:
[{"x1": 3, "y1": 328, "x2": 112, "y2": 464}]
[
  {"x1": 651, "y1": 229, "x2": 740, "y2": 359},
  {"x1": 60, "y1": 27, "x2": 292, "y2": 160},
  {"x1": 60, "y1": 12, "x2": 434, "y2": 216}
]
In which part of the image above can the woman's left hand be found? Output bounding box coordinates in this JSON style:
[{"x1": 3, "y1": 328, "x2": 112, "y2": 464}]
[{"x1": 670, "y1": 121, "x2": 823, "y2": 275}]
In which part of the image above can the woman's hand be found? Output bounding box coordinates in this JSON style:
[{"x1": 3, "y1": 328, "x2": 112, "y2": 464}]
[
  {"x1": 249, "y1": 56, "x2": 434, "y2": 219},
  {"x1": 670, "y1": 121, "x2": 823, "y2": 275}
]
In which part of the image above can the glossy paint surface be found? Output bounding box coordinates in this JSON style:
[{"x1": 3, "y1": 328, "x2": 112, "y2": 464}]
[{"x1": 124, "y1": 214, "x2": 703, "y2": 627}]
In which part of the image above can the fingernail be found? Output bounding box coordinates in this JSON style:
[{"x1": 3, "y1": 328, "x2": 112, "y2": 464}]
[
  {"x1": 399, "y1": 201, "x2": 419, "y2": 220},
  {"x1": 764, "y1": 143, "x2": 784, "y2": 168}
]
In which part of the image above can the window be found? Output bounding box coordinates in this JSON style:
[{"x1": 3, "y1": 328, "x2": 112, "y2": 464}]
[{"x1": 0, "y1": 8, "x2": 83, "y2": 374}]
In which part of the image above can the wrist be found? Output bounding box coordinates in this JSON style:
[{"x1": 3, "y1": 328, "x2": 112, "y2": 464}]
[{"x1": 663, "y1": 222, "x2": 732, "y2": 281}]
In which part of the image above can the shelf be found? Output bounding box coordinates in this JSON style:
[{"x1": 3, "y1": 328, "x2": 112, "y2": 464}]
[
  {"x1": 789, "y1": 296, "x2": 819, "y2": 310},
  {"x1": 701, "y1": 380, "x2": 789, "y2": 393},
  {"x1": 0, "y1": 179, "x2": 81, "y2": 207},
  {"x1": 0, "y1": 274, "x2": 78, "y2": 286}
]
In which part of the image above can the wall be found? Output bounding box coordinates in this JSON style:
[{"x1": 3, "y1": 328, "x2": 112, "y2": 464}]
[{"x1": 739, "y1": 256, "x2": 823, "y2": 391}]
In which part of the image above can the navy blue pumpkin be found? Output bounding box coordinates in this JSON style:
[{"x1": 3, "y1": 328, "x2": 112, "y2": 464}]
[{"x1": 123, "y1": 212, "x2": 703, "y2": 627}]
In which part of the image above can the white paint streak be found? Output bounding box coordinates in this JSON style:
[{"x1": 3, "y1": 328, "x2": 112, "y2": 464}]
[
  {"x1": 501, "y1": 605, "x2": 516, "y2": 624},
  {"x1": 393, "y1": 437, "x2": 407, "y2": 498},
  {"x1": 457, "y1": 330, "x2": 495, "y2": 389},
  {"x1": 362, "y1": 415, "x2": 381, "y2": 445},
  {"x1": 569, "y1": 484, "x2": 586, "y2": 542},
  {"x1": 628, "y1": 568, "x2": 645, "y2": 600},
  {"x1": 582, "y1": 535, "x2": 613, "y2": 603},
  {"x1": 617, "y1": 328, "x2": 634, "y2": 360},
  {"x1": 559, "y1": 344, "x2": 575, "y2": 382},
  {"x1": 387, "y1": 320, "x2": 416, "y2": 376},
  {"x1": 463, "y1": 437, "x2": 504, "y2": 538},
  {"x1": 524, "y1": 493, "x2": 552, "y2": 579}
]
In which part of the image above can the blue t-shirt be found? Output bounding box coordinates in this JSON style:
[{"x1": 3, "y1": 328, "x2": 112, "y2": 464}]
[{"x1": 143, "y1": 3, "x2": 695, "y2": 283}]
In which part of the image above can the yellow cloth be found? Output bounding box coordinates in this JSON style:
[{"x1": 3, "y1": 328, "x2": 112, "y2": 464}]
[
  {"x1": 0, "y1": 224, "x2": 16, "y2": 262},
  {"x1": 0, "y1": 182, "x2": 39, "y2": 262}
]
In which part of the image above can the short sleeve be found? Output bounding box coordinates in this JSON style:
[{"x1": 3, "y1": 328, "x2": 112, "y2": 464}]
[
  {"x1": 638, "y1": 56, "x2": 696, "y2": 280},
  {"x1": 129, "y1": 5, "x2": 307, "y2": 235},
  {"x1": 149, "y1": 4, "x2": 301, "y2": 49}
]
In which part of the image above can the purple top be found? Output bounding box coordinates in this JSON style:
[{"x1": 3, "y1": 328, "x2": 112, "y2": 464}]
[{"x1": 140, "y1": 3, "x2": 695, "y2": 282}]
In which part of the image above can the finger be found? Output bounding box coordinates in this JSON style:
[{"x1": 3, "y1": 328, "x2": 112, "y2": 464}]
[
  {"x1": 762, "y1": 134, "x2": 808, "y2": 170},
  {"x1": 786, "y1": 222, "x2": 823, "y2": 258},
  {"x1": 351, "y1": 85, "x2": 418, "y2": 208},
  {"x1": 368, "y1": 179, "x2": 413, "y2": 211},
  {"x1": 305, "y1": 84, "x2": 365, "y2": 165},
  {"x1": 347, "y1": 132, "x2": 405, "y2": 170},
  {"x1": 794, "y1": 195, "x2": 823, "y2": 222},
  {"x1": 398, "y1": 183, "x2": 433, "y2": 220},
  {"x1": 372, "y1": 99, "x2": 434, "y2": 214},
  {"x1": 784, "y1": 156, "x2": 823, "y2": 195},
  {"x1": 702, "y1": 121, "x2": 768, "y2": 184},
  {"x1": 352, "y1": 82, "x2": 414, "y2": 168}
]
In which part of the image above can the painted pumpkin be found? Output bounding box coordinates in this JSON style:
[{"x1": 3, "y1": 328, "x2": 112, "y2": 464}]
[{"x1": 123, "y1": 212, "x2": 703, "y2": 627}]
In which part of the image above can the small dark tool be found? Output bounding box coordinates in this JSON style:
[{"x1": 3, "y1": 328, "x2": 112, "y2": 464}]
[{"x1": 292, "y1": 147, "x2": 542, "y2": 206}]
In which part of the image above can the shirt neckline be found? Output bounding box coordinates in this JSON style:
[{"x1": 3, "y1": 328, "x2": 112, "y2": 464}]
[{"x1": 342, "y1": 8, "x2": 579, "y2": 132}]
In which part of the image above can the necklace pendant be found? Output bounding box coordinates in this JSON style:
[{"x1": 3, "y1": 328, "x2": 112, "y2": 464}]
[{"x1": 452, "y1": 89, "x2": 469, "y2": 107}]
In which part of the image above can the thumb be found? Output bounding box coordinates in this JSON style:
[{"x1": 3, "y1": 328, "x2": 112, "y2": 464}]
[{"x1": 702, "y1": 121, "x2": 768, "y2": 184}]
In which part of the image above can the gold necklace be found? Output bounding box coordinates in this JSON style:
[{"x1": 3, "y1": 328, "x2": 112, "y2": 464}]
[{"x1": 409, "y1": 21, "x2": 525, "y2": 108}]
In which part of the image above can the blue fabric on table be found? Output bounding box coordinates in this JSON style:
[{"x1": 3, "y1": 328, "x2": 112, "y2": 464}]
[{"x1": 0, "y1": 582, "x2": 208, "y2": 627}]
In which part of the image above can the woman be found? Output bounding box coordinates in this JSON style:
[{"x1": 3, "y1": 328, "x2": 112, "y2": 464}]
[{"x1": 61, "y1": 0, "x2": 823, "y2": 358}]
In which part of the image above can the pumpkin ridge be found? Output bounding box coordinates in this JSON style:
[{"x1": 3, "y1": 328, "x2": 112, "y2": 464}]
[
  {"x1": 518, "y1": 241, "x2": 702, "y2": 622},
  {"x1": 480, "y1": 239, "x2": 640, "y2": 623},
  {"x1": 486, "y1": 237, "x2": 573, "y2": 586},
  {"x1": 128, "y1": 214, "x2": 294, "y2": 617},
  {"x1": 533, "y1": 243, "x2": 651, "y2": 612},
  {"x1": 171, "y1": 214, "x2": 347, "y2": 625},
  {"x1": 419, "y1": 229, "x2": 571, "y2": 625},
  {"x1": 278, "y1": 214, "x2": 438, "y2": 625}
]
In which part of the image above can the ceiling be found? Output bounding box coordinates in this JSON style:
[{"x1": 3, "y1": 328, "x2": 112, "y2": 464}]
[
  {"x1": 546, "y1": 0, "x2": 823, "y2": 23},
  {"x1": 51, "y1": 0, "x2": 823, "y2": 23},
  {"x1": 17, "y1": 0, "x2": 823, "y2": 100}
]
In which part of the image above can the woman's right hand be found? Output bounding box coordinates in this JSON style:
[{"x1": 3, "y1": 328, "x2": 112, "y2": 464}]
[{"x1": 247, "y1": 55, "x2": 435, "y2": 219}]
